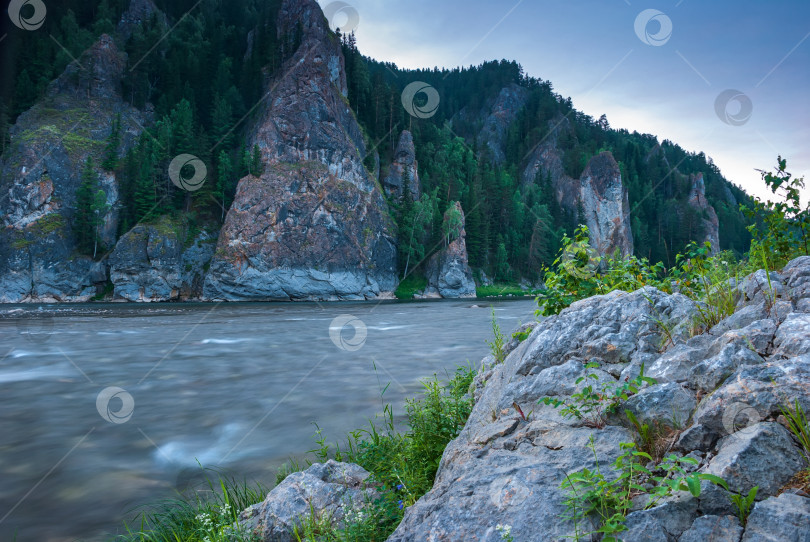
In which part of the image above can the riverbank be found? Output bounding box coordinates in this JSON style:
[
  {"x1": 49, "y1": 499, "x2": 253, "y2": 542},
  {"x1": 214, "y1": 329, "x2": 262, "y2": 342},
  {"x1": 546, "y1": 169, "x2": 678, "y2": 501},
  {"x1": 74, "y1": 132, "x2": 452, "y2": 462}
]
[{"x1": 117, "y1": 257, "x2": 810, "y2": 541}]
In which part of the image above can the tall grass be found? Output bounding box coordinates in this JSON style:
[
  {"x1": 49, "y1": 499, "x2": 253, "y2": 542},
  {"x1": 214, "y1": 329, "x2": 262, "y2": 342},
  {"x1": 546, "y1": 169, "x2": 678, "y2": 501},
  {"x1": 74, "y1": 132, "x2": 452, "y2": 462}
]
[
  {"x1": 290, "y1": 364, "x2": 477, "y2": 540},
  {"x1": 781, "y1": 399, "x2": 810, "y2": 468},
  {"x1": 118, "y1": 469, "x2": 267, "y2": 542}
]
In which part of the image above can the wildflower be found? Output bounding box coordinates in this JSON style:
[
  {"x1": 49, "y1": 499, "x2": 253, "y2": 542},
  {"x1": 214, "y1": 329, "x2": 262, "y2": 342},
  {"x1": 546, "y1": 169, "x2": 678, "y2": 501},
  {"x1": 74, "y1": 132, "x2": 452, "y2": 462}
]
[
  {"x1": 396, "y1": 484, "x2": 404, "y2": 490},
  {"x1": 397, "y1": 500, "x2": 404, "y2": 509},
  {"x1": 496, "y1": 523, "x2": 513, "y2": 538}
]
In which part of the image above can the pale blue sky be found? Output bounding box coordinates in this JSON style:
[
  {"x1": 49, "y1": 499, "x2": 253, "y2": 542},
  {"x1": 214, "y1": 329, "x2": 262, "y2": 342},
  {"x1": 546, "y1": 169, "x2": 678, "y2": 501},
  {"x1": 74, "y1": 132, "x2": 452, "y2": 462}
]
[{"x1": 319, "y1": 0, "x2": 810, "y2": 202}]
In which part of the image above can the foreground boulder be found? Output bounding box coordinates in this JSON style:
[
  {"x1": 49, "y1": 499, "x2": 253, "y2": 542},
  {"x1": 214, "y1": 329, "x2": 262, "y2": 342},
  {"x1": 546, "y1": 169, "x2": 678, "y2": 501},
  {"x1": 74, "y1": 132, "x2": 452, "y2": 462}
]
[
  {"x1": 390, "y1": 257, "x2": 810, "y2": 541},
  {"x1": 742, "y1": 493, "x2": 810, "y2": 542},
  {"x1": 239, "y1": 461, "x2": 378, "y2": 541}
]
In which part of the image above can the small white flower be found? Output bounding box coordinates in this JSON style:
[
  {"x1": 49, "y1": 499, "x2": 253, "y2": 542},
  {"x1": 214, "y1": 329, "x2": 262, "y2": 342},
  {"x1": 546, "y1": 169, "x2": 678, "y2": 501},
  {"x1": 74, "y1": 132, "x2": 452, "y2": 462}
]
[{"x1": 496, "y1": 523, "x2": 512, "y2": 537}]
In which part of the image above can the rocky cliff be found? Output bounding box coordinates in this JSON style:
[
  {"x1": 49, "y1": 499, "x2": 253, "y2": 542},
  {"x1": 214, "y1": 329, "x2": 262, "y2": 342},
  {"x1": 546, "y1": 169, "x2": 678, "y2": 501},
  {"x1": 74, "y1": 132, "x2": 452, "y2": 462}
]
[
  {"x1": 203, "y1": 0, "x2": 398, "y2": 301},
  {"x1": 523, "y1": 132, "x2": 634, "y2": 256},
  {"x1": 477, "y1": 84, "x2": 530, "y2": 166},
  {"x1": 0, "y1": 34, "x2": 145, "y2": 302},
  {"x1": 382, "y1": 130, "x2": 421, "y2": 201},
  {"x1": 521, "y1": 117, "x2": 571, "y2": 190},
  {"x1": 109, "y1": 219, "x2": 215, "y2": 301},
  {"x1": 688, "y1": 173, "x2": 721, "y2": 254},
  {"x1": 424, "y1": 202, "x2": 476, "y2": 298},
  {"x1": 578, "y1": 151, "x2": 634, "y2": 256},
  {"x1": 390, "y1": 256, "x2": 810, "y2": 540}
]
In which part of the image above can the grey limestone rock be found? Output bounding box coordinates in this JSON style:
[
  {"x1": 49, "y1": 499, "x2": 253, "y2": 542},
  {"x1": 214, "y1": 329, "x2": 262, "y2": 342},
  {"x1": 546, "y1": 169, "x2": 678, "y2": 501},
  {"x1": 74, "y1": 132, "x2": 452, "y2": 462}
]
[
  {"x1": 679, "y1": 515, "x2": 743, "y2": 542},
  {"x1": 741, "y1": 493, "x2": 810, "y2": 542},
  {"x1": 239, "y1": 460, "x2": 378, "y2": 542},
  {"x1": 698, "y1": 422, "x2": 805, "y2": 516}
]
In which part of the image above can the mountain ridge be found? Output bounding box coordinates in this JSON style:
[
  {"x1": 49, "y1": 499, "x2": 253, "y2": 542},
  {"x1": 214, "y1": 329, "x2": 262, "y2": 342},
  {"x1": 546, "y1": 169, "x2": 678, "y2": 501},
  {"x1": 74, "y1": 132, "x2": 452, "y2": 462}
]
[{"x1": 0, "y1": 0, "x2": 753, "y2": 302}]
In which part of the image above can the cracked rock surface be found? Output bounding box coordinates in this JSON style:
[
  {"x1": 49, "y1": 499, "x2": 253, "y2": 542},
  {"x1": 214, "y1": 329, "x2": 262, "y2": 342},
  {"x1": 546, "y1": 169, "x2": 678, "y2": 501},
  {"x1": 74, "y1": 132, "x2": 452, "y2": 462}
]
[{"x1": 388, "y1": 257, "x2": 810, "y2": 541}]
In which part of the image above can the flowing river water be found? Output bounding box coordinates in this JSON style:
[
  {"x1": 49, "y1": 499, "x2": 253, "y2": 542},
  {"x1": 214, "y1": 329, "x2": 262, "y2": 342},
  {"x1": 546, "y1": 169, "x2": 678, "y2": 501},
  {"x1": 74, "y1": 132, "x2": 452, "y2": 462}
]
[{"x1": 0, "y1": 299, "x2": 537, "y2": 541}]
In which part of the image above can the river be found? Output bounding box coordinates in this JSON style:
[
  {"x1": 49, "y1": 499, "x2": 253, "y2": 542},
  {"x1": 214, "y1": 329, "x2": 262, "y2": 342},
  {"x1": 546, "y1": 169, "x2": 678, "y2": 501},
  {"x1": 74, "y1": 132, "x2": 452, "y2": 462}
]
[{"x1": 0, "y1": 299, "x2": 537, "y2": 541}]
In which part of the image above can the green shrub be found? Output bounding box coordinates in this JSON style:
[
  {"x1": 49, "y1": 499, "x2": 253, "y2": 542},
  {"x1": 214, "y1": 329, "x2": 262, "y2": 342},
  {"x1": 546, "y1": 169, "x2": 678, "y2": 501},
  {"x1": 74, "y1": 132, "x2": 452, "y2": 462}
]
[
  {"x1": 561, "y1": 438, "x2": 723, "y2": 541},
  {"x1": 672, "y1": 242, "x2": 739, "y2": 332},
  {"x1": 291, "y1": 365, "x2": 477, "y2": 541},
  {"x1": 536, "y1": 225, "x2": 670, "y2": 317},
  {"x1": 539, "y1": 362, "x2": 656, "y2": 428},
  {"x1": 741, "y1": 157, "x2": 809, "y2": 270},
  {"x1": 393, "y1": 275, "x2": 428, "y2": 299}
]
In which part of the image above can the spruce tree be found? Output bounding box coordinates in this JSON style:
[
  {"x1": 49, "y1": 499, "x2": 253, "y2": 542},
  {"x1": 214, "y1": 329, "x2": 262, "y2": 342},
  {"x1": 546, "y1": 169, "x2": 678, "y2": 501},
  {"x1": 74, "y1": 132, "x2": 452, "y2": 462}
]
[
  {"x1": 216, "y1": 150, "x2": 234, "y2": 221},
  {"x1": 250, "y1": 144, "x2": 263, "y2": 176},
  {"x1": 101, "y1": 114, "x2": 121, "y2": 171},
  {"x1": 75, "y1": 157, "x2": 107, "y2": 257}
]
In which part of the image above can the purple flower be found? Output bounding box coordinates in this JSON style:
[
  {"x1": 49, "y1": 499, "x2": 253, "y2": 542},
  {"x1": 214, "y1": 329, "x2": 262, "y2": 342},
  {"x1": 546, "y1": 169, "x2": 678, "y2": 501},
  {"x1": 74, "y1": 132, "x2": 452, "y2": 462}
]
[
  {"x1": 397, "y1": 500, "x2": 404, "y2": 509},
  {"x1": 396, "y1": 484, "x2": 404, "y2": 490}
]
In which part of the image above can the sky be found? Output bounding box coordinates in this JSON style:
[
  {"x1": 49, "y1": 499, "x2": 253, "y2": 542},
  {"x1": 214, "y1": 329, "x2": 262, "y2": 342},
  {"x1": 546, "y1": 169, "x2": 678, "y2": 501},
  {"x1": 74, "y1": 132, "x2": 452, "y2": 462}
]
[{"x1": 318, "y1": 0, "x2": 810, "y2": 203}]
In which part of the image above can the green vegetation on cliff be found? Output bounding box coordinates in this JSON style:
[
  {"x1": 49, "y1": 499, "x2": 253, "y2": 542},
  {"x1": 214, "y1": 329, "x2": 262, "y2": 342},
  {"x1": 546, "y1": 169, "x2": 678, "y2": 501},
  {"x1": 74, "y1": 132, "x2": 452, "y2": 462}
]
[
  {"x1": 339, "y1": 37, "x2": 753, "y2": 278},
  {"x1": 1, "y1": 0, "x2": 756, "y2": 285}
]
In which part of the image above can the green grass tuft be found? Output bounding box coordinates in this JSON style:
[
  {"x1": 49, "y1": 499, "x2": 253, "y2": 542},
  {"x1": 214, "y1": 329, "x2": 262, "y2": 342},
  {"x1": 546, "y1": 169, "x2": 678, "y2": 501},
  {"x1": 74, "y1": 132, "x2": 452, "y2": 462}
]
[
  {"x1": 117, "y1": 468, "x2": 266, "y2": 542},
  {"x1": 476, "y1": 283, "x2": 541, "y2": 298},
  {"x1": 394, "y1": 275, "x2": 428, "y2": 299}
]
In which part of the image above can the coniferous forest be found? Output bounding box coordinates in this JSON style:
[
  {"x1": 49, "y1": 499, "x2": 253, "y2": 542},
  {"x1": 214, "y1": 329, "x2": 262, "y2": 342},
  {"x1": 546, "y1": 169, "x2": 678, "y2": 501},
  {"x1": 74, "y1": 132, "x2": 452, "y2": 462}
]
[{"x1": 0, "y1": 0, "x2": 753, "y2": 283}]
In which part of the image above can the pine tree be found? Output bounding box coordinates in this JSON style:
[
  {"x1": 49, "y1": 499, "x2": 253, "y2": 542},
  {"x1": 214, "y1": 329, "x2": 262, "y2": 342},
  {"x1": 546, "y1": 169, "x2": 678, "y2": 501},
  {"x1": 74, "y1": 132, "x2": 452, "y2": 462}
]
[
  {"x1": 134, "y1": 139, "x2": 158, "y2": 222},
  {"x1": 250, "y1": 144, "x2": 263, "y2": 176},
  {"x1": 101, "y1": 114, "x2": 121, "y2": 171},
  {"x1": 494, "y1": 235, "x2": 510, "y2": 282},
  {"x1": 0, "y1": 102, "x2": 9, "y2": 155},
  {"x1": 171, "y1": 99, "x2": 195, "y2": 154},
  {"x1": 442, "y1": 203, "x2": 463, "y2": 246},
  {"x1": 397, "y1": 172, "x2": 416, "y2": 275},
  {"x1": 75, "y1": 157, "x2": 107, "y2": 257},
  {"x1": 211, "y1": 95, "x2": 234, "y2": 151},
  {"x1": 91, "y1": 189, "x2": 110, "y2": 258},
  {"x1": 216, "y1": 150, "x2": 234, "y2": 221}
]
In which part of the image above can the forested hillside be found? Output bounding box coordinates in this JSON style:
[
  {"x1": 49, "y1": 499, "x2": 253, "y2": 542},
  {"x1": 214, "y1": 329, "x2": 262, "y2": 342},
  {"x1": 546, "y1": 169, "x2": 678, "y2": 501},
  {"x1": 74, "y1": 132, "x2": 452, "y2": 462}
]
[
  {"x1": 0, "y1": 0, "x2": 753, "y2": 288},
  {"x1": 338, "y1": 37, "x2": 752, "y2": 277}
]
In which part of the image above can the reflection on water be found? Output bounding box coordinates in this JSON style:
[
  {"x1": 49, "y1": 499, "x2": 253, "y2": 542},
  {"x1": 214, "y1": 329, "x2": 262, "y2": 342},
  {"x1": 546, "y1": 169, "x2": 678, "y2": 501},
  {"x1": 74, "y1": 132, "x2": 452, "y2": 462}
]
[{"x1": 0, "y1": 299, "x2": 536, "y2": 541}]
